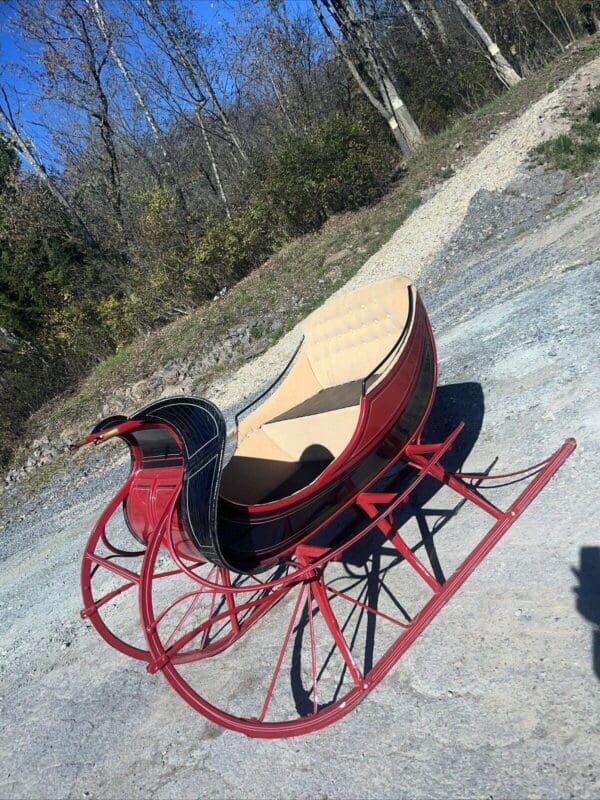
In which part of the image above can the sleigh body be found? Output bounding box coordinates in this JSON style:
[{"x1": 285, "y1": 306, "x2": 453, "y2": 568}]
[{"x1": 76, "y1": 276, "x2": 575, "y2": 737}]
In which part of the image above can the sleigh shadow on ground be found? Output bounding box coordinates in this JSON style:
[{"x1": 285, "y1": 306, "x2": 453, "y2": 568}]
[{"x1": 290, "y1": 380, "x2": 496, "y2": 715}]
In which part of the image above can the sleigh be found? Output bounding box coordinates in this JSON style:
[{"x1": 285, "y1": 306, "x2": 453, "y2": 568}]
[{"x1": 75, "y1": 276, "x2": 575, "y2": 737}]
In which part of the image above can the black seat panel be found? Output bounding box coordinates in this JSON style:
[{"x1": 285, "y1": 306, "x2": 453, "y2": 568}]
[{"x1": 269, "y1": 380, "x2": 363, "y2": 423}]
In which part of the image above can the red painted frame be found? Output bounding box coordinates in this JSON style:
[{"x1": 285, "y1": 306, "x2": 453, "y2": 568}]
[{"x1": 137, "y1": 426, "x2": 575, "y2": 737}]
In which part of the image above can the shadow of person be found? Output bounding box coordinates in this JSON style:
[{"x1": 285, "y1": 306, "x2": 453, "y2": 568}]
[{"x1": 573, "y1": 547, "x2": 600, "y2": 681}]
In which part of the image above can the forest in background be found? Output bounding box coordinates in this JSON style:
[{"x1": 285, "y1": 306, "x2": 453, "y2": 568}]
[{"x1": 1, "y1": 0, "x2": 599, "y2": 467}]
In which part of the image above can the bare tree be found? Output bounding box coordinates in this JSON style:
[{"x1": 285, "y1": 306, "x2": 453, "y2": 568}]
[
  {"x1": 451, "y1": 0, "x2": 522, "y2": 87},
  {"x1": 0, "y1": 86, "x2": 97, "y2": 246},
  {"x1": 125, "y1": 44, "x2": 230, "y2": 206},
  {"x1": 228, "y1": 2, "x2": 338, "y2": 142},
  {"x1": 400, "y1": 0, "x2": 442, "y2": 66},
  {"x1": 140, "y1": 0, "x2": 247, "y2": 162},
  {"x1": 127, "y1": 0, "x2": 240, "y2": 213},
  {"x1": 196, "y1": 104, "x2": 230, "y2": 217},
  {"x1": 310, "y1": 0, "x2": 423, "y2": 154},
  {"x1": 87, "y1": 0, "x2": 189, "y2": 216},
  {"x1": 524, "y1": 0, "x2": 570, "y2": 52},
  {"x1": 428, "y1": 3, "x2": 449, "y2": 45},
  {"x1": 554, "y1": 1, "x2": 577, "y2": 43},
  {"x1": 15, "y1": 0, "x2": 127, "y2": 235}
]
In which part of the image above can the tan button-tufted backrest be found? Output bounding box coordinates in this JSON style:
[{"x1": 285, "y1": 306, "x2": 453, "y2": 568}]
[
  {"x1": 223, "y1": 276, "x2": 416, "y2": 503},
  {"x1": 301, "y1": 277, "x2": 413, "y2": 389}
]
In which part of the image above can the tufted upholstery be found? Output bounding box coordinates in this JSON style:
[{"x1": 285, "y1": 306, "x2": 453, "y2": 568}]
[
  {"x1": 302, "y1": 277, "x2": 412, "y2": 388},
  {"x1": 220, "y1": 277, "x2": 414, "y2": 504}
]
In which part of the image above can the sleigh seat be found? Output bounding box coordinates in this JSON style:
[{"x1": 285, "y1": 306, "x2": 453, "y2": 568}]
[{"x1": 220, "y1": 276, "x2": 414, "y2": 505}]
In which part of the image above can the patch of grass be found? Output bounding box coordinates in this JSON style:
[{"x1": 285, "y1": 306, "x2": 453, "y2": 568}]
[
  {"x1": 529, "y1": 90, "x2": 600, "y2": 173},
  {"x1": 589, "y1": 98, "x2": 600, "y2": 124},
  {"x1": 93, "y1": 346, "x2": 133, "y2": 380},
  {"x1": 530, "y1": 123, "x2": 600, "y2": 172}
]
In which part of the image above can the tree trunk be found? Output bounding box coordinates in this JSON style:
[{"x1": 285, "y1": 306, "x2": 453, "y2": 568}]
[
  {"x1": 452, "y1": 0, "x2": 522, "y2": 88},
  {"x1": 401, "y1": 0, "x2": 441, "y2": 66},
  {"x1": 267, "y1": 73, "x2": 296, "y2": 133},
  {"x1": 429, "y1": 5, "x2": 449, "y2": 45},
  {"x1": 310, "y1": 0, "x2": 423, "y2": 155},
  {"x1": 196, "y1": 109, "x2": 230, "y2": 217},
  {"x1": 93, "y1": 93, "x2": 124, "y2": 231},
  {"x1": 0, "y1": 90, "x2": 97, "y2": 248},
  {"x1": 554, "y1": 1, "x2": 576, "y2": 42},
  {"x1": 88, "y1": 0, "x2": 189, "y2": 216},
  {"x1": 381, "y1": 76, "x2": 423, "y2": 154},
  {"x1": 526, "y1": 0, "x2": 566, "y2": 52},
  {"x1": 73, "y1": 1, "x2": 124, "y2": 232}
]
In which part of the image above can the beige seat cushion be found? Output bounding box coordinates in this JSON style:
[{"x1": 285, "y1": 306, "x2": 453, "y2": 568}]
[
  {"x1": 263, "y1": 405, "x2": 360, "y2": 461},
  {"x1": 236, "y1": 349, "x2": 321, "y2": 444},
  {"x1": 220, "y1": 276, "x2": 414, "y2": 504},
  {"x1": 219, "y1": 429, "x2": 302, "y2": 504}
]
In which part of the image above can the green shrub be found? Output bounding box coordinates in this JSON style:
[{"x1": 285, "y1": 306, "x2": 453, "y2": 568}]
[
  {"x1": 187, "y1": 108, "x2": 397, "y2": 300},
  {"x1": 191, "y1": 199, "x2": 277, "y2": 301},
  {"x1": 255, "y1": 111, "x2": 397, "y2": 238}
]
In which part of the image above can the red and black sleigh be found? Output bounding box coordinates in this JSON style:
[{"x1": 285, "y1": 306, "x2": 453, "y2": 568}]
[{"x1": 74, "y1": 277, "x2": 575, "y2": 737}]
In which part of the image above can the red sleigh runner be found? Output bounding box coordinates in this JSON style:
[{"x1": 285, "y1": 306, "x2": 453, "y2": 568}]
[{"x1": 74, "y1": 276, "x2": 575, "y2": 737}]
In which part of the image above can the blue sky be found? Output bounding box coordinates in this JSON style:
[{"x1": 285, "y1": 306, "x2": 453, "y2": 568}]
[
  {"x1": 0, "y1": 0, "x2": 315, "y2": 170},
  {"x1": 0, "y1": 1, "x2": 266, "y2": 168}
]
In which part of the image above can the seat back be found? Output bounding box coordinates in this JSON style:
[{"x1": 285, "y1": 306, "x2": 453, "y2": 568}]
[
  {"x1": 222, "y1": 277, "x2": 414, "y2": 505},
  {"x1": 301, "y1": 276, "x2": 413, "y2": 389},
  {"x1": 237, "y1": 348, "x2": 322, "y2": 443}
]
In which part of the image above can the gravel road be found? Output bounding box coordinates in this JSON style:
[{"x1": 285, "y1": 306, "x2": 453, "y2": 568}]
[{"x1": 1, "y1": 59, "x2": 599, "y2": 799}]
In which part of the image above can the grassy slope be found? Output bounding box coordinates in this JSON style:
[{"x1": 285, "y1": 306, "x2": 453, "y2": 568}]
[{"x1": 9, "y1": 36, "x2": 600, "y2": 494}]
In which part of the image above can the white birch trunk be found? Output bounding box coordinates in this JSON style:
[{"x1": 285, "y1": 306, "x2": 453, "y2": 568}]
[
  {"x1": 452, "y1": 0, "x2": 522, "y2": 88},
  {"x1": 0, "y1": 92, "x2": 97, "y2": 247},
  {"x1": 196, "y1": 109, "x2": 230, "y2": 218}
]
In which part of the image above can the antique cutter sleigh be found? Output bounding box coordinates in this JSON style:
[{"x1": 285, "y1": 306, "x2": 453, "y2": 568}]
[{"x1": 74, "y1": 277, "x2": 575, "y2": 737}]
